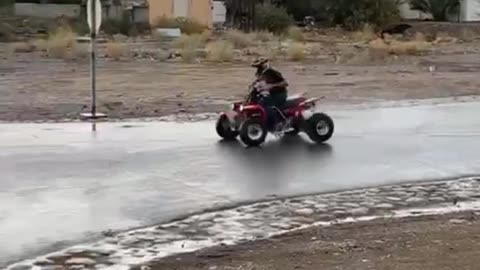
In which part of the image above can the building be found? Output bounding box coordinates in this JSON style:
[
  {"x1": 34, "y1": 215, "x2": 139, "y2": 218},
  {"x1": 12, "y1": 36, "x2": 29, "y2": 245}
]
[
  {"x1": 461, "y1": 0, "x2": 480, "y2": 21},
  {"x1": 148, "y1": 0, "x2": 214, "y2": 26},
  {"x1": 399, "y1": 0, "x2": 480, "y2": 22}
]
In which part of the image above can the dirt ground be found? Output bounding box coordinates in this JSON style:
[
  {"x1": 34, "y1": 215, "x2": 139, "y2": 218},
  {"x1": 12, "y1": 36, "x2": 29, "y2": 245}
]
[
  {"x1": 1, "y1": 23, "x2": 480, "y2": 122},
  {"x1": 2, "y1": 52, "x2": 480, "y2": 122},
  {"x1": 146, "y1": 211, "x2": 480, "y2": 270}
]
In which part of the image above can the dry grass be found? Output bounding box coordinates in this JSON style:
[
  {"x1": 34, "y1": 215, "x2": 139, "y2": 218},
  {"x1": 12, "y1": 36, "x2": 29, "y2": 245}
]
[
  {"x1": 207, "y1": 40, "x2": 234, "y2": 62},
  {"x1": 253, "y1": 31, "x2": 275, "y2": 42},
  {"x1": 106, "y1": 42, "x2": 129, "y2": 60},
  {"x1": 287, "y1": 42, "x2": 306, "y2": 61},
  {"x1": 287, "y1": 27, "x2": 305, "y2": 42},
  {"x1": 46, "y1": 27, "x2": 78, "y2": 58},
  {"x1": 351, "y1": 24, "x2": 377, "y2": 42},
  {"x1": 369, "y1": 38, "x2": 431, "y2": 56},
  {"x1": 172, "y1": 33, "x2": 209, "y2": 49},
  {"x1": 224, "y1": 29, "x2": 253, "y2": 48},
  {"x1": 172, "y1": 33, "x2": 209, "y2": 62}
]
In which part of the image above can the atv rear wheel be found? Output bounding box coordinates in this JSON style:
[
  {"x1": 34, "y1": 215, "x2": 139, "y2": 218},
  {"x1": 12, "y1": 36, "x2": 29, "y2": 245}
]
[
  {"x1": 216, "y1": 115, "x2": 238, "y2": 141},
  {"x1": 304, "y1": 113, "x2": 334, "y2": 143},
  {"x1": 239, "y1": 118, "x2": 268, "y2": 147}
]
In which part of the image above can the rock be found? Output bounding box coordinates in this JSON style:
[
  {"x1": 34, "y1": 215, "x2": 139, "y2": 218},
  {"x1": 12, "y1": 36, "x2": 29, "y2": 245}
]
[
  {"x1": 449, "y1": 219, "x2": 466, "y2": 224},
  {"x1": 34, "y1": 259, "x2": 55, "y2": 266},
  {"x1": 65, "y1": 258, "x2": 96, "y2": 266},
  {"x1": 375, "y1": 203, "x2": 394, "y2": 209},
  {"x1": 295, "y1": 208, "x2": 314, "y2": 216},
  {"x1": 9, "y1": 264, "x2": 32, "y2": 270},
  {"x1": 342, "y1": 202, "x2": 361, "y2": 208},
  {"x1": 429, "y1": 196, "x2": 446, "y2": 203},
  {"x1": 314, "y1": 203, "x2": 329, "y2": 210},
  {"x1": 406, "y1": 197, "x2": 425, "y2": 203},
  {"x1": 350, "y1": 207, "x2": 369, "y2": 216}
]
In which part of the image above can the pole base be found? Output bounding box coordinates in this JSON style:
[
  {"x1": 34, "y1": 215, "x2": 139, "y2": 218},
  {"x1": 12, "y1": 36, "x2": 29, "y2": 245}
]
[{"x1": 80, "y1": 112, "x2": 107, "y2": 119}]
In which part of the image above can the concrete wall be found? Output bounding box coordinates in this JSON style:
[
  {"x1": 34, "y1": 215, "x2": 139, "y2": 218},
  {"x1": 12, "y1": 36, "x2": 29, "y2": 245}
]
[
  {"x1": 463, "y1": 0, "x2": 480, "y2": 21},
  {"x1": 149, "y1": 0, "x2": 173, "y2": 25},
  {"x1": 148, "y1": 0, "x2": 213, "y2": 27},
  {"x1": 189, "y1": 0, "x2": 213, "y2": 26},
  {"x1": 398, "y1": 2, "x2": 432, "y2": 20},
  {"x1": 15, "y1": 3, "x2": 81, "y2": 18}
]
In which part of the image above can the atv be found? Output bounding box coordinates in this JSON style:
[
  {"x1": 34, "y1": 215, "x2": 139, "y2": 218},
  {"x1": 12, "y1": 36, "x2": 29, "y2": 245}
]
[{"x1": 216, "y1": 83, "x2": 334, "y2": 147}]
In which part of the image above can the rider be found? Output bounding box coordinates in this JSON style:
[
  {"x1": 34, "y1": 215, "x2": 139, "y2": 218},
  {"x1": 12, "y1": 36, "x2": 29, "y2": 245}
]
[{"x1": 251, "y1": 57, "x2": 288, "y2": 129}]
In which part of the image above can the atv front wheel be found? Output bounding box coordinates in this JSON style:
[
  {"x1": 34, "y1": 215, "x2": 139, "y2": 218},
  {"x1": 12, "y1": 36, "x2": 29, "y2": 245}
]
[
  {"x1": 239, "y1": 118, "x2": 268, "y2": 147},
  {"x1": 216, "y1": 115, "x2": 238, "y2": 141},
  {"x1": 304, "y1": 113, "x2": 334, "y2": 143}
]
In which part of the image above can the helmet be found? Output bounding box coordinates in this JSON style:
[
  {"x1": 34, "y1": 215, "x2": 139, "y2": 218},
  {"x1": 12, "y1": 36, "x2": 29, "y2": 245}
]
[{"x1": 251, "y1": 57, "x2": 269, "y2": 68}]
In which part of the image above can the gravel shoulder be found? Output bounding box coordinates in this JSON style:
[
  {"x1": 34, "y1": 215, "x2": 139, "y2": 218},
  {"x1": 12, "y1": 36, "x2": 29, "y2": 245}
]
[{"x1": 148, "y1": 211, "x2": 480, "y2": 270}]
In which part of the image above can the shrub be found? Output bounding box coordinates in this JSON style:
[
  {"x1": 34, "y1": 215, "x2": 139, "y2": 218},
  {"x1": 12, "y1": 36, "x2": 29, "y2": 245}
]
[
  {"x1": 172, "y1": 33, "x2": 208, "y2": 49},
  {"x1": 0, "y1": 22, "x2": 15, "y2": 42},
  {"x1": 351, "y1": 24, "x2": 377, "y2": 42},
  {"x1": 255, "y1": 3, "x2": 293, "y2": 34},
  {"x1": 225, "y1": 29, "x2": 253, "y2": 48},
  {"x1": 287, "y1": 26, "x2": 305, "y2": 41},
  {"x1": 322, "y1": 0, "x2": 400, "y2": 30},
  {"x1": 369, "y1": 38, "x2": 431, "y2": 56},
  {"x1": 172, "y1": 34, "x2": 208, "y2": 62},
  {"x1": 253, "y1": 31, "x2": 275, "y2": 42},
  {"x1": 46, "y1": 26, "x2": 78, "y2": 58},
  {"x1": 106, "y1": 42, "x2": 129, "y2": 60},
  {"x1": 207, "y1": 40, "x2": 234, "y2": 62},
  {"x1": 287, "y1": 43, "x2": 306, "y2": 61}
]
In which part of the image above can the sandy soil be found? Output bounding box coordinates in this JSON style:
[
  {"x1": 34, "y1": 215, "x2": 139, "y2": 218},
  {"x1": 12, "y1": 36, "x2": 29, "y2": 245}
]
[{"x1": 146, "y1": 211, "x2": 480, "y2": 270}]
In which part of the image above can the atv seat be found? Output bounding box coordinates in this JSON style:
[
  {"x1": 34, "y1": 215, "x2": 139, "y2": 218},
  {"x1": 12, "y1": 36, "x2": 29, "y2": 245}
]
[{"x1": 284, "y1": 95, "x2": 305, "y2": 108}]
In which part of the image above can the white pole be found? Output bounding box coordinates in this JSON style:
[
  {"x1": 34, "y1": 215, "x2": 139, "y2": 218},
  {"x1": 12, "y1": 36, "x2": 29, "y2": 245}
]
[{"x1": 90, "y1": 1, "x2": 97, "y2": 117}]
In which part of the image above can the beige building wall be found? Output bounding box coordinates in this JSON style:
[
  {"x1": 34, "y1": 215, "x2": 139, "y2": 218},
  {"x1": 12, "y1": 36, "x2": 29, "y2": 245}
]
[
  {"x1": 148, "y1": 0, "x2": 213, "y2": 27},
  {"x1": 148, "y1": 0, "x2": 173, "y2": 25},
  {"x1": 189, "y1": 0, "x2": 213, "y2": 27}
]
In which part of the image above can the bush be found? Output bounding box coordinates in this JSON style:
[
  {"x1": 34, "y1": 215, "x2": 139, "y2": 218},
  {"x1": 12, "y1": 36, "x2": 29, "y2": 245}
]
[
  {"x1": 255, "y1": 3, "x2": 293, "y2": 34},
  {"x1": 207, "y1": 40, "x2": 234, "y2": 62},
  {"x1": 287, "y1": 26, "x2": 305, "y2": 41},
  {"x1": 287, "y1": 43, "x2": 306, "y2": 61},
  {"x1": 322, "y1": 0, "x2": 400, "y2": 30},
  {"x1": 253, "y1": 31, "x2": 275, "y2": 42},
  {"x1": 46, "y1": 26, "x2": 78, "y2": 58},
  {"x1": 0, "y1": 22, "x2": 15, "y2": 42},
  {"x1": 351, "y1": 24, "x2": 377, "y2": 42},
  {"x1": 153, "y1": 16, "x2": 206, "y2": 35},
  {"x1": 225, "y1": 29, "x2": 253, "y2": 48},
  {"x1": 172, "y1": 33, "x2": 208, "y2": 49},
  {"x1": 369, "y1": 38, "x2": 431, "y2": 56},
  {"x1": 172, "y1": 33, "x2": 208, "y2": 62},
  {"x1": 106, "y1": 42, "x2": 129, "y2": 60}
]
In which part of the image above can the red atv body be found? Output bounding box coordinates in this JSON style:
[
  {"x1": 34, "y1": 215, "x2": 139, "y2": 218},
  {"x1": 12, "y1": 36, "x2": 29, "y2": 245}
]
[{"x1": 216, "y1": 84, "x2": 334, "y2": 147}]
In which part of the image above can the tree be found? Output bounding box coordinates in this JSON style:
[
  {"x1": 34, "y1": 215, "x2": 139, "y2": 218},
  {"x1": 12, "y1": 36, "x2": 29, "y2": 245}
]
[{"x1": 408, "y1": 0, "x2": 460, "y2": 21}]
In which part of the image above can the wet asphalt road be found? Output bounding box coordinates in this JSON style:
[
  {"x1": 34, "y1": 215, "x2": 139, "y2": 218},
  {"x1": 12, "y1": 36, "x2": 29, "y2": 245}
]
[{"x1": 1, "y1": 101, "x2": 480, "y2": 265}]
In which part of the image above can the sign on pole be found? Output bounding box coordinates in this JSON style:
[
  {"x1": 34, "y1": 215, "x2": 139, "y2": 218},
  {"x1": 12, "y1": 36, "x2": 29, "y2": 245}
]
[
  {"x1": 87, "y1": 0, "x2": 102, "y2": 36},
  {"x1": 82, "y1": 0, "x2": 105, "y2": 119}
]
